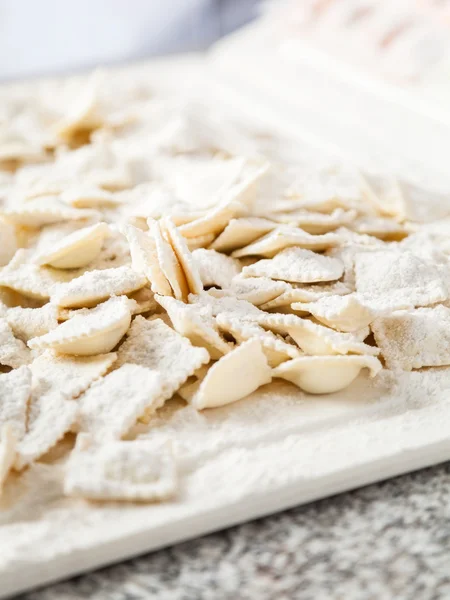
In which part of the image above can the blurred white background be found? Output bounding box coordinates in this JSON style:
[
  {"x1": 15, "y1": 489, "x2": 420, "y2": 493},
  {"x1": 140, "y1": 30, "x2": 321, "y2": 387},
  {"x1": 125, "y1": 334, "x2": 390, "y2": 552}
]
[{"x1": 0, "y1": 0, "x2": 259, "y2": 80}]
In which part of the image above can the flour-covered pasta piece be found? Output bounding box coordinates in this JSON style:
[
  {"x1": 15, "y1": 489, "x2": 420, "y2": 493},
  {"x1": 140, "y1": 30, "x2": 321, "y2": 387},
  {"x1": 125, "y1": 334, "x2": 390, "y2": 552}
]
[
  {"x1": 191, "y1": 339, "x2": 272, "y2": 409},
  {"x1": 210, "y1": 217, "x2": 277, "y2": 253},
  {"x1": 292, "y1": 294, "x2": 375, "y2": 332},
  {"x1": 122, "y1": 224, "x2": 172, "y2": 296},
  {"x1": 156, "y1": 295, "x2": 232, "y2": 359},
  {"x1": 0, "y1": 366, "x2": 32, "y2": 440},
  {"x1": 354, "y1": 249, "x2": 447, "y2": 311},
  {"x1": 162, "y1": 218, "x2": 203, "y2": 295},
  {"x1": 28, "y1": 296, "x2": 131, "y2": 356},
  {"x1": 273, "y1": 355, "x2": 382, "y2": 394},
  {"x1": 15, "y1": 351, "x2": 116, "y2": 469},
  {"x1": 256, "y1": 313, "x2": 378, "y2": 356},
  {"x1": 77, "y1": 364, "x2": 163, "y2": 440},
  {"x1": 192, "y1": 248, "x2": 242, "y2": 289},
  {"x1": 188, "y1": 291, "x2": 263, "y2": 320},
  {"x1": 149, "y1": 219, "x2": 189, "y2": 300},
  {"x1": 64, "y1": 435, "x2": 177, "y2": 502},
  {"x1": 232, "y1": 226, "x2": 340, "y2": 258},
  {"x1": 6, "y1": 303, "x2": 59, "y2": 342},
  {"x1": 0, "y1": 249, "x2": 73, "y2": 300},
  {"x1": 117, "y1": 316, "x2": 210, "y2": 401},
  {"x1": 215, "y1": 313, "x2": 300, "y2": 367},
  {"x1": 15, "y1": 393, "x2": 78, "y2": 470},
  {"x1": 34, "y1": 222, "x2": 109, "y2": 269},
  {"x1": 30, "y1": 350, "x2": 116, "y2": 401},
  {"x1": 372, "y1": 306, "x2": 450, "y2": 371},
  {"x1": 209, "y1": 276, "x2": 287, "y2": 306},
  {"x1": 51, "y1": 266, "x2": 147, "y2": 308},
  {"x1": 259, "y1": 281, "x2": 351, "y2": 311},
  {"x1": 241, "y1": 247, "x2": 344, "y2": 284},
  {"x1": 0, "y1": 318, "x2": 31, "y2": 368},
  {"x1": 2, "y1": 197, "x2": 98, "y2": 227},
  {"x1": 178, "y1": 197, "x2": 244, "y2": 239}
]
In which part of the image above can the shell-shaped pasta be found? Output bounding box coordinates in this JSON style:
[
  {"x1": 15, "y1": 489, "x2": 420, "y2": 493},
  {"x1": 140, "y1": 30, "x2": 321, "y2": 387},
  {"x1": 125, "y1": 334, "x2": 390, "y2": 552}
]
[
  {"x1": 241, "y1": 247, "x2": 344, "y2": 284},
  {"x1": 209, "y1": 276, "x2": 287, "y2": 306},
  {"x1": 191, "y1": 338, "x2": 272, "y2": 409},
  {"x1": 231, "y1": 226, "x2": 340, "y2": 258},
  {"x1": 273, "y1": 355, "x2": 382, "y2": 394},
  {"x1": 28, "y1": 296, "x2": 131, "y2": 356},
  {"x1": 34, "y1": 222, "x2": 110, "y2": 269},
  {"x1": 292, "y1": 294, "x2": 375, "y2": 332},
  {"x1": 210, "y1": 217, "x2": 276, "y2": 253}
]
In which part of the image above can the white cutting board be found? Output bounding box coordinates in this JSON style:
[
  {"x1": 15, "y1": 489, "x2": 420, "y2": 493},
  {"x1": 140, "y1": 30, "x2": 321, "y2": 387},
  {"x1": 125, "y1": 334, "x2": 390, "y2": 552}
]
[
  {"x1": 2, "y1": 54, "x2": 450, "y2": 599},
  {"x1": 3, "y1": 369, "x2": 450, "y2": 598}
]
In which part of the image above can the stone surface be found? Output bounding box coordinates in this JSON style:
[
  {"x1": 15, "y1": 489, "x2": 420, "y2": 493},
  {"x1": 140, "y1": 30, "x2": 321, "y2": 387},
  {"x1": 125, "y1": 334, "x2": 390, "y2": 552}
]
[{"x1": 19, "y1": 463, "x2": 450, "y2": 600}]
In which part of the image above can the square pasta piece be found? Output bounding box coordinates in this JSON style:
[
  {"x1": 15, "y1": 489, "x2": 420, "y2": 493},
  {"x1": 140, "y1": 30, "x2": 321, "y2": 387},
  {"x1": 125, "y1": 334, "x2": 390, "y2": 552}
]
[
  {"x1": 51, "y1": 266, "x2": 147, "y2": 308},
  {"x1": 77, "y1": 364, "x2": 163, "y2": 440},
  {"x1": 64, "y1": 435, "x2": 177, "y2": 502},
  {"x1": 372, "y1": 305, "x2": 450, "y2": 371},
  {"x1": 15, "y1": 391, "x2": 78, "y2": 469},
  {"x1": 30, "y1": 350, "x2": 117, "y2": 400},
  {"x1": 354, "y1": 249, "x2": 447, "y2": 311},
  {"x1": 14, "y1": 351, "x2": 117, "y2": 468},
  {"x1": 6, "y1": 303, "x2": 59, "y2": 342},
  {"x1": 117, "y1": 316, "x2": 210, "y2": 401},
  {"x1": 0, "y1": 249, "x2": 73, "y2": 300}
]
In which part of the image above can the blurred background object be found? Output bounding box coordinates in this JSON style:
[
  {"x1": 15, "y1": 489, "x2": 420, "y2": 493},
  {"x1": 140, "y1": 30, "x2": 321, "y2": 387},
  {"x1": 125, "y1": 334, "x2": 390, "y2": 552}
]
[{"x1": 0, "y1": 0, "x2": 260, "y2": 80}]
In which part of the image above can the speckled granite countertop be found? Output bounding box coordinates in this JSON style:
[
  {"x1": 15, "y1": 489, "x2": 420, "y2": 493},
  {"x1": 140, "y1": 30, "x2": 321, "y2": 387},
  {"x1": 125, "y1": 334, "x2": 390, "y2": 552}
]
[{"x1": 17, "y1": 463, "x2": 450, "y2": 600}]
